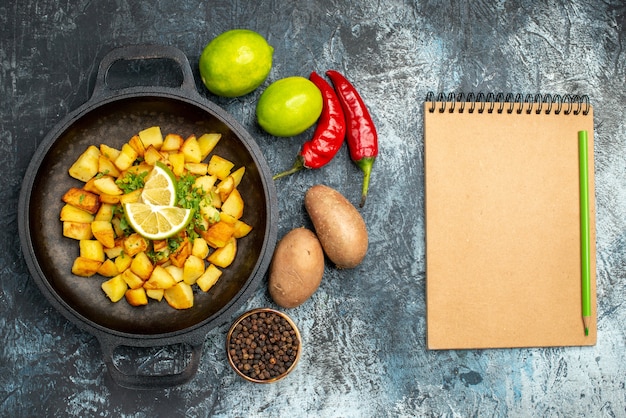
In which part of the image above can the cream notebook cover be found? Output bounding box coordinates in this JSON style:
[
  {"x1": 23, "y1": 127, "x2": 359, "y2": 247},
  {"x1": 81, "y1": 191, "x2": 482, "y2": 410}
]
[{"x1": 424, "y1": 93, "x2": 597, "y2": 349}]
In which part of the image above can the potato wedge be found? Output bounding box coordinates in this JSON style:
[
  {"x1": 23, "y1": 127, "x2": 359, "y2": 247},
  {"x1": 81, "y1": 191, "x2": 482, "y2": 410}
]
[
  {"x1": 91, "y1": 220, "x2": 115, "y2": 249},
  {"x1": 125, "y1": 287, "x2": 148, "y2": 306},
  {"x1": 161, "y1": 133, "x2": 184, "y2": 152},
  {"x1": 144, "y1": 265, "x2": 177, "y2": 290},
  {"x1": 62, "y1": 188, "x2": 101, "y2": 214},
  {"x1": 104, "y1": 239, "x2": 124, "y2": 259},
  {"x1": 128, "y1": 134, "x2": 146, "y2": 158},
  {"x1": 221, "y1": 188, "x2": 244, "y2": 219},
  {"x1": 63, "y1": 221, "x2": 93, "y2": 240},
  {"x1": 98, "y1": 155, "x2": 121, "y2": 178},
  {"x1": 143, "y1": 145, "x2": 165, "y2": 166},
  {"x1": 207, "y1": 155, "x2": 234, "y2": 180},
  {"x1": 196, "y1": 264, "x2": 222, "y2": 292},
  {"x1": 69, "y1": 145, "x2": 100, "y2": 182},
  {"x1": 164, "y1": 282, "x2": 194, "y2": 309},
  {"x1": 119, "y1": 189, "x2": 142, "y2": 204},
  {"x1": 104, "y1": 244, "x2": 124, "y2": 259},
  {"x1": 99, "y1": 194, "x2": 121, "y2": 204},
  {"x1": 233, "y1": 219, "x2": 253, "y2": 238},
  {"x1": 130, "y1": 251, "x2": 154, "y2": 281},
  {"x1": 82, "y1": 177, "x2": 101, "y2": 195},
  {"x1": 94, "y1": 203, "x2": 115, "y2": 222},
  {"x1": 216, "y1": 176, "x2": 235, "y2": 202},
  {"x1": 207, "y1": 237, "x2": 237, "y2": 268},
  {"x1": 184, "y1": 162, "x2": 208, "y2": 175},
  {"x1": 168, "y1": 238, "x2": 191, "y2": 268},
  {"x1": 194, "y1": 174, "x2": 218, "y2": 193},
  {"x1": 183, "y1": 255, "x2": 205, "y2": 285},
  {"x1": 191, "y1": 237, "x2": 210, "y2": 259},
  {"x1": 164, "y1": 265, "x2": 184, "y2": 283},
  {"x1": 146, "y1": 288, "x2": 164, "y2": 301},
  {"x1": 100, "y1": 144, "x2": 120, "y2": 161},
  {"x1": 230, "y1": 166, "x2": 245, "y2": 187},
  {"x1": 181, "y1": 135, "x2": 202, "y2": 163},
  {"x1": 79, "y1": 239, "x2": 105, "y2": 262},
  {"x1": 97, "y1": 259, "x2": 119, "y2": 277},
  {"x1": 101, "y1": 275, "x2": 127, "y2": 302},
  {"x1": 138, "y1": 126, "x2": 163, "y2": 150},
  {"x1": 197, "y1": 133, "x2": 221, "y2": 160},
  {"x1": 72, "y1": 256, "x2": 102, "y2": 277},
  {"x1": 60, "y1": 204, "x2": 95, "y2": 223},
  {"x1": 93, "y1": 176, "x2": 123, "y2": 195},
  {"x1": 114, "y1": 252, "x2": 133, "y2": 273},
  {"x1": 114, "y1": 143, "x2": 139, "y2": 171},
  {"x1": 218, "y1": 212, "x2": 237, "y2": 225},
  {"x1": 169, "y1": 152, "x2": 185, "y2": 177},
  {"x1": 121, "y1": 162, "x2": 152, "y2": 179},
  {"x1": 123, "y1": 233, "x2": 148, "y2": 257},
  {"x1": 122, "y1": 269, "x2": 145, "y2": 290},
  {"x1": 202, "y1": 221, "x2": 235, "y2": 248}
]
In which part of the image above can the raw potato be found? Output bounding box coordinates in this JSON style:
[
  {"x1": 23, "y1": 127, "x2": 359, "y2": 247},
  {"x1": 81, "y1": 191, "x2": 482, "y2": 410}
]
[
  {"x1": 304, "y1": 184, "x2": 368, "y2": 269},
  {"x1": 269, "y1": 227, "x2": 325, "y2": 308}
]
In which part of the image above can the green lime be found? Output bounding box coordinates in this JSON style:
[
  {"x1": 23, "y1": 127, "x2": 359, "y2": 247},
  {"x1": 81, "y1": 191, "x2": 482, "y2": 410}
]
[
  {"x1": 256, "y1": 76, "x2": 323, "y2": 137},
  {"x1": 124, "y1": 203, "x2": 193, "y2": 241},
  {"x1": 199, "y1": 29, "x2": 274, "y2": 97},
  {"x1": 141, "y1": 161, "x2": 177, "y2": 206}
]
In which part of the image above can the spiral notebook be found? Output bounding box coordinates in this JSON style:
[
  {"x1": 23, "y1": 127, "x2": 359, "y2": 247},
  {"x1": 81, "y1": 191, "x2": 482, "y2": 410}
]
[{"x1": 424, "y1": 93, "x2": 597, "y2": 349}]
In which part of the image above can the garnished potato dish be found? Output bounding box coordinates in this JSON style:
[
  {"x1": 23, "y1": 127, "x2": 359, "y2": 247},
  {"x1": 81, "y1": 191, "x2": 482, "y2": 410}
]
[{"x1": 59, "y1": 126, "x2": 252, "y2": 310}]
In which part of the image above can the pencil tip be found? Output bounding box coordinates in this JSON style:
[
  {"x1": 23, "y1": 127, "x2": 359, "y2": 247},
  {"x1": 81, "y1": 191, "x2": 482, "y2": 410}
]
[{"x1": 582, "y1": 316, "x2": 591, "y2": 336}]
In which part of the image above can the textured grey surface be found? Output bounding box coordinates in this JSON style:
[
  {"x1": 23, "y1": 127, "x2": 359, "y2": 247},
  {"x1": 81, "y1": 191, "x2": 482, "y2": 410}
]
[{"x1": 1, "y1": 0, "x2": 626, "y2": 416}]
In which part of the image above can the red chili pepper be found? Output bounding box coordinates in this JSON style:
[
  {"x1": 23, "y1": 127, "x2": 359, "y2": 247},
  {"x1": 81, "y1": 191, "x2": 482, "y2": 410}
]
[
  {"x1": 326, "y1": 70, "x2": 378, "y2": 207},
  {"x1": 273, "y1": 72, "x2": 346, "y2": 180}
]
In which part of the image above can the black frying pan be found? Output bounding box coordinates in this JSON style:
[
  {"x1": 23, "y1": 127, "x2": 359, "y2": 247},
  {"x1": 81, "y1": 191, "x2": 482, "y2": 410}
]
[{"x1": 17, "y1": 45, "x2": 278, "y2": 389}]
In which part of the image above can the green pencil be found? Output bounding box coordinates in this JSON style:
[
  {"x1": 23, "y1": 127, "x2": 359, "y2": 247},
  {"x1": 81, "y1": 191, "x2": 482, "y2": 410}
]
[{"x1": 579, "y1": 130, "x2": 591, "y2": 336}]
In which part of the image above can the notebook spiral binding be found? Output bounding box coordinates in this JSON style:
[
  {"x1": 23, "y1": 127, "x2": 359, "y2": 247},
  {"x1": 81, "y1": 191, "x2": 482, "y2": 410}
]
[{"x1": 426, "y1": 92, "x2": 590, "y2": 116}]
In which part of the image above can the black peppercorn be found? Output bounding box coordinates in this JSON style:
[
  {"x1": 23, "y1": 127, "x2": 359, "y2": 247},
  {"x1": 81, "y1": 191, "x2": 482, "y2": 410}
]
[{"x1": 227, "y1": 309, "x2": 301, "y2": 382}]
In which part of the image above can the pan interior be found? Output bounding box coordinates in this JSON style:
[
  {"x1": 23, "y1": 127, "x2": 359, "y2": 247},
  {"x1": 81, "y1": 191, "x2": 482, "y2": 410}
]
[{"x1": 27, "y1": 96, "x2": 270, "y2": 335}]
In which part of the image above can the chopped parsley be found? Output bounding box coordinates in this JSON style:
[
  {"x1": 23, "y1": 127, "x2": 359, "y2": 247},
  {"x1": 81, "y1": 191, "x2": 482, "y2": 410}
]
[
  {"x1": 116, "y1": 170, "x2": 148, "y2": 194},
  {"x1": 167, "y1": 235, "x2": 183, "y2": 252},
  {"x1": 95, "y1": 170, "x2": 110, "y2": 179},
  {"x1": 176, "y1": 173, "x2": 211, "y2": 240},
  {"x1": 113, "y1": 204, "x2": 133, "y2": 236}
]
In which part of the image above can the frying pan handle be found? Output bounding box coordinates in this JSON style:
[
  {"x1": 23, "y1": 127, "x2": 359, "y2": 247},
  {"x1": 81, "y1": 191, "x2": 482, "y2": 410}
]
[
  {"x1": 92, "y1": 44, "x2": 198, "y2": 99},
  {"x1": 99, "y1": 337, "x2": 204, "y2": 390}
]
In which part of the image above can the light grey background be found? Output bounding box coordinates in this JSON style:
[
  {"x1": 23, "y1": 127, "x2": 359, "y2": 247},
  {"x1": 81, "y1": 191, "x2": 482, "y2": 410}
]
[{"x1": 1, "y1": 0, "x2": 625, "y2": 416}]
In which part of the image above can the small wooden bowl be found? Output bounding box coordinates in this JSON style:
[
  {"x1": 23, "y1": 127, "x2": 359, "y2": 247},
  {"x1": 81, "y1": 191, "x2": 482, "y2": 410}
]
[{"x1": 226, "y1": 308, "x2": 302, "y2": 383}]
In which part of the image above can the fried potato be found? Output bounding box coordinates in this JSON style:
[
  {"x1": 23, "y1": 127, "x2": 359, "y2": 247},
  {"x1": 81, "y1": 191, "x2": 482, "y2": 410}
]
[
  {"x1": 61, "y1": 127, "x2": 250, "y2": 310},
  {"x1": 62, "y1": 188, "x2": 101, "y2": 214}
]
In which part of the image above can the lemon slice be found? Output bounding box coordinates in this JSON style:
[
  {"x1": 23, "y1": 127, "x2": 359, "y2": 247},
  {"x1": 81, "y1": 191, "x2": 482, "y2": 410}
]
[
  {"x1": 141, "y1": 161, "x2": 177, "y2": 206},
  {"x1": 124, "y1": 202, "x2": 192, "y2": 240}
]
